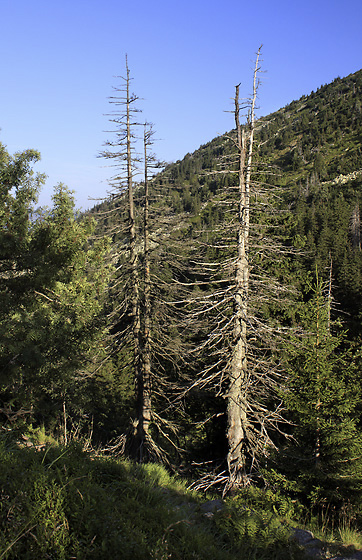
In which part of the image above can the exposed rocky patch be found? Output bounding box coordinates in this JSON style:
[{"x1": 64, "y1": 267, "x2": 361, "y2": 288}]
[{"x1": 291, "y1": 528, "x2": 362, "y2": 560}]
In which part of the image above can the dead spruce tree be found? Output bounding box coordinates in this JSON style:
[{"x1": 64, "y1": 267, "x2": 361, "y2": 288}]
[
  {"x1": 139, "y1": 124, "x2": 153, "y2": 454},
  {"x1": 183, "y1": 47, "x2": 294, "y2": 489},
  {"x1": 100, "y1": 56, "x2": 147, "y2": 459},
  {"x1": 139, "y1": 124, "x2": 194, "y2": 463},
  {"x1": 100, "y1": 64, "x2": 187, "y2": 463}
]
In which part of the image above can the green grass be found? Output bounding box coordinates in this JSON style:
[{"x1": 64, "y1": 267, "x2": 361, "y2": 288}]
[
  {"x1": 0, "y1": 438, "x2": 307, "y2": 560},
  {"x1": 338, "y1": 526, "x2": 362, "y2": 549},
  {"x1": 305, "y1": 505, "x2": 362, "y2": 553},
  {"x1": 2, "y1": 435, "x2": 361, "y2": 559}
]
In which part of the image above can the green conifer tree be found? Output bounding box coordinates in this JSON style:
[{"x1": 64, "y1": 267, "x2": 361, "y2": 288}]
[
  {"x1": 282, "y1": 269, "x2": 362, "y2": 507},
  {"x1": 0, "y1": 145, "x2": 111, "y2": 434}
]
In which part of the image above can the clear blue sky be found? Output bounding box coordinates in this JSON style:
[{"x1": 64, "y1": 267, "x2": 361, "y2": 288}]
[{"x1": 1, "y1": 0, "x2": 361, "y2": 209}]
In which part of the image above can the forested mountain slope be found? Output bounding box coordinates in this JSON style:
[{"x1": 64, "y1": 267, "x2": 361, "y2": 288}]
[
  {"x1": 161, "y1": 68, "x2": 362, "y2": 199},
  {"x1": 144, "y1": 69, "x2": 362, "y2": 329}
]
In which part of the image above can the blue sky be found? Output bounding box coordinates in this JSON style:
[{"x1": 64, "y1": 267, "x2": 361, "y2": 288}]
[{"x1": 1, "y1": 0, "x2": 361, "y2": 209}]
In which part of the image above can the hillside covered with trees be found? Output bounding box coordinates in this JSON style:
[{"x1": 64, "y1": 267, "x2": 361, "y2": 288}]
[{"x1": 1, "y1": 58, "x2": 362, "y2": 558}]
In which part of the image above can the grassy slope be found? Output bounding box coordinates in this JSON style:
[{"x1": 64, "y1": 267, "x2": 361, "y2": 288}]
[{"x1": 0, "y1": 440, "x2": 305, "y2": 560}]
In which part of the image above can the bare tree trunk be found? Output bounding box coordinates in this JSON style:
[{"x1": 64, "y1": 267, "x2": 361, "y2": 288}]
[
  {"x1": 350, "y1": 201, "x2": 361, "y2": 250},
  {"x1": 227, "y1": 47, "x2": 261, "y2": 486},
  {"x1": 63, "y1": 399, "x2": 67, "y2": 446},
  {"x1": 315, "y1": 287, "x2": 321, "y2": 468},
  {"x1": 315, "y1": 258, "x2": 332, "y2": 467},
  {"x1": 125, "y1": 59, "x2": 141, "y2": 403},
  {"x1": 136, "y1": 125, "x2": 153, "y2": 460}
]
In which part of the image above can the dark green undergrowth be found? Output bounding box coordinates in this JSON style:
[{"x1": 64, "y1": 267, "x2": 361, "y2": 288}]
[{"x1": 0, "y1": 438, "x2": 306, "y2": 560}]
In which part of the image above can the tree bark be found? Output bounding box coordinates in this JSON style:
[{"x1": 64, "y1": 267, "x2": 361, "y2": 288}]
[
  {"x1": 123, "y1": 58, "x2": 142, "y2": 459},
  {"x1": 136, "y1": 125, "x2": 153, "y2": 460},
  {"x1": 227, "y1": 48, "x2": 261, "y2": 486}
]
